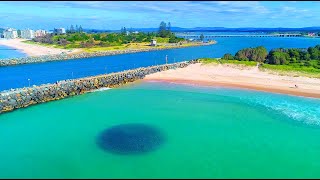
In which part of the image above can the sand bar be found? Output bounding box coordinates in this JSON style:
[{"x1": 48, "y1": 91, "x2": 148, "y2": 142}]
[
  {"x1": 144, "y1": 63, "x2": 320, "y2": 98},
  {"x1": 0, "y1": 39, "x2": 79, "y2": 56}
]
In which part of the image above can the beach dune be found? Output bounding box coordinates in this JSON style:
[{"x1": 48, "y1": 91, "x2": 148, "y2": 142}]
[
  {"x1": 144, "y1": 63, "x2": 320, "y2": 98},
  {"x1": 0, "y1": 39, "x2": 79, "y2": 56}
]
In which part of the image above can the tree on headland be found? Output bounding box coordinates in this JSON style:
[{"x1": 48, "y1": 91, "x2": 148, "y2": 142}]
[
  {"x1": 234, "y1": 46, "x2": 267, "y2": 62},
  {"x1": 79, "y1": 25, "x2": 83, "y2": 33},
  {"x1": 67, "y1": 24, "x2": 84, "y2": 34},
  {"x1": 200, "y1": 34, "x2": 204, "y2": 42},
  {"x1": 70, "y1": 25, "x2": 75, "y2": 34},
  {"x1": 169, "y1": 35, "x2": 184, "y2": 43},
  {"x1": 288, "y1": 48, "x2": 300, "y2": 61},
  {"x1": 158, "y1": 21, "x2": 177, "y2": 38},
  {"x1": 307, "y1": 47, "x2": 320, "y2": 60},
  {"x1": 222, "y1": 53, "x2": 234, "y2": 60},
  {"x1": 92, "y1": 33, "x2": 101, "y2": 41},
  {"x1": 252, "y1": 46, "x2": 268, "y2": 63},
  {"x1": 267, "y1": 51, "x2": 290, "y2": 65},
  {"x1": 158, "y1": 21, "x2": 168, "y2": 38},
  {"x1": 33, "y1": 34, "x2": 53, "y2": 44},
  {"x1": 221, "y1": 45, "x2": 320, "y2": 70},
  {"x1": 120, "y1": 27, "x2": 127, "y2": 35},
  {"x1": 301, "y1": 51, "x2": 311, "y2": 61},
  {"x1": 57, "y1": 38, "x2": 69, "y2": 47},
  {"x1": 234, "y1": 48, "x2": 251, "y2": 61}
]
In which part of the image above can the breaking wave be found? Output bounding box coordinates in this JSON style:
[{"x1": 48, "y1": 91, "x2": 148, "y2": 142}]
[
  {"x1": 238, "y1": 92, "x2": 320, "y2": 127},
  {"x1": 90, "y1": 87, "x2": 112, "y2": 92}
]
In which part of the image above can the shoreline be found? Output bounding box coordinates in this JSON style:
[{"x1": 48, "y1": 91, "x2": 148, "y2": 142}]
[
  {"x1": 143, "y1": 63, "x2": 320, "y2": 99},
  {"x1": 0, "y1": 60, "x2": 198, "y2": 113},
  {"x1": 144, "y1": 79, "x2": 320, "y2": 99},
  {"x1": 0, "y1": 39, "x2": 216, "y2": 67},
  {"x1": 0, "y1": 39, "x2": 77, "y2": 56},
  {"x1": 1, "y1": 60, "x2": 319, "y2": 114}
]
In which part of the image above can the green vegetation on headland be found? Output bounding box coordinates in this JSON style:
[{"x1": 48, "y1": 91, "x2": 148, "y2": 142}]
[
  {"x1": 200, "y1": 45, "x2": 320, "y2": 78},
  {"x1": 222, "y1": 45, "x2": 320, "y2": 67},
  {"x1": 28, "y1": 22, "x2": 186, "y2": 50},
  {"x1": 200, "y1": 58, "x2": 257, "y2": 66},
  {"x1": 222, "y1": 45, "x2": 320, "y2": 68},
  {"x1": 200, "y1": 58, "x2": 320, "y2": 78}
]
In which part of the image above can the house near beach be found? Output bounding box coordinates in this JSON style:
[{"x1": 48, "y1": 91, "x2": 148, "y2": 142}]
[{"x1": 150, "y1": 39, "x2": 157, "y2": 46}]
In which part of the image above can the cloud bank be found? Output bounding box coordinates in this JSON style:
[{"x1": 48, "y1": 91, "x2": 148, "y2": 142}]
[{"x1": 0, "y1": 1, "x2": 318, "y2": 30}]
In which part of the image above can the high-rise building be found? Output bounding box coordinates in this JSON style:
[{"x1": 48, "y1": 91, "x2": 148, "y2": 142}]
[
  {"x1": 34, "y1": 30, "x2": 47, "y2": 37},
  {"x1": 53, "y1": 28, "x2": 66, "y2": 34},
  {"x1": 3, "y1": 28, "x2": 18, "y2": 39},
  {"x1": 21, "y1": 29, "x2": 35, "y2": 39}
]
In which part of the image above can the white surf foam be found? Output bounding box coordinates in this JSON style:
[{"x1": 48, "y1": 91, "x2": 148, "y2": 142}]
[{"x1": 90, "y1": 87, "x2": 112, "y2": 92}]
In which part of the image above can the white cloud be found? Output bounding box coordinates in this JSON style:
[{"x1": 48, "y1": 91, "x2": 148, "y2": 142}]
[
  {"x1": 1, "y1": 1, "x2": 319, "y2": 29},
  {"x1": 282, "y1": 6, "x2": 309, "y2": 13}
]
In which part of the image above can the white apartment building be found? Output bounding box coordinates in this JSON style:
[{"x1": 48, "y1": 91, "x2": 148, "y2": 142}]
[
  {"x1": 3, "y1": 28, "x2": 18, "y2": 39},
  {"x1": 34, "y1": 30, "x2": 47, "y2": 37},
  {"x1": 53, "y1": 28, "x2": 66, "y2": 34},
  {"x1": 21, "y1": 29, "x2": 35, "y2": 39}
]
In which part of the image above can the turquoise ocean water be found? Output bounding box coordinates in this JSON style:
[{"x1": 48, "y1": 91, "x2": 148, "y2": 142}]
[{"x1": 0, "y1": 81, "x2": 320, "y2": 178}]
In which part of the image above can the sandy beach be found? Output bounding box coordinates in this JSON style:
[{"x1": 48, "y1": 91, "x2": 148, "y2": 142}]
[
  {"x1": 144, "y1": 63, "x2": 320, "y2": 98},
  {"x1": 0, "y1": 38, "x2": 214, "y2": 61},
  {"x1": 0, "y1": 39, "x2": 79, "y2": 56}
]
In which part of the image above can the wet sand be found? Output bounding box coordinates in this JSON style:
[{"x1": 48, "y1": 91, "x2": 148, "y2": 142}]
[
  {"x1": 0, "y1": 39, "x2": 79, "y2": 56},
  {"x1": 144, "y1": 63, "x2": 320, "y2": 98}
]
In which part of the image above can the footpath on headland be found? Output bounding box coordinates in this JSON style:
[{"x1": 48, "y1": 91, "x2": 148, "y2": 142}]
[
  {"x1": 0, "y1": 60, "x2": 199, "y2": 114},
  {"x1": 0, "y1": 41, "x2": 215, "y2": 67}
]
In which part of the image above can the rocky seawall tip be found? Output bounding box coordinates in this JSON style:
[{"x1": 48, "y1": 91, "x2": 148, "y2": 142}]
[{"x1": 0, "y1": 59, "x2": 200, "y2": 114}]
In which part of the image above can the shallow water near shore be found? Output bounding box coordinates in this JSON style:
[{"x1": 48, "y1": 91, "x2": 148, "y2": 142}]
[
  {"x1": 0, "y1": 81, "x2": 320, "y2": 178},
  {"x1": 0, "y1": 45, "x2": 26, "y2": 59}
]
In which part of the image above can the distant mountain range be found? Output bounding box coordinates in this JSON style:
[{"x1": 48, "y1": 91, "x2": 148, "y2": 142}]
[
  {"x1": 182, "y1": 27, "x2": 320, "y2": 32},
  {"x1": 83, "y1": 28, "x2": 112, "y2": 33}
]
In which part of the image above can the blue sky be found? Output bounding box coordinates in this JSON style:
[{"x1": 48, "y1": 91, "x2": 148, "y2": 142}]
[{"x1": 0, "y1": 1, "x2": 320, "y2": 30}]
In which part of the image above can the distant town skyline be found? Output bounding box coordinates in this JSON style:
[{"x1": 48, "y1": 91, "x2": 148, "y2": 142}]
[{"x1": 0, "y1": 1, "x2": 320, "y2": 30}]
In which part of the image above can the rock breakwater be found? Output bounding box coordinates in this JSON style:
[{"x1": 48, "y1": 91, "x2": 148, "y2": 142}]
[
  {"x1": 0, "y1": 60, "x2": 199, "y2": 114},
  {"x1": 0, "y1": 42, "x2": 214, "y2": 67}
]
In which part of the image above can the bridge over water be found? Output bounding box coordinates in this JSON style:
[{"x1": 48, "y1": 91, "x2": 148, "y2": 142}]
[{"x1": 176, "y1": 34, "x2": 302, "y2": 39}]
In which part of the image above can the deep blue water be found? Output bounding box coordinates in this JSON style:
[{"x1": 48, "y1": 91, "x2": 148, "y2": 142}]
[
  {"x1": 175, "y1": 32, "x2": 269, "y2": 36},
  {"x1": 0, "y1": 45, "x2": 26, "y2": 59},
  {"x1": 1, "y1": 37, "x2": 320, "y2": 91}
]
